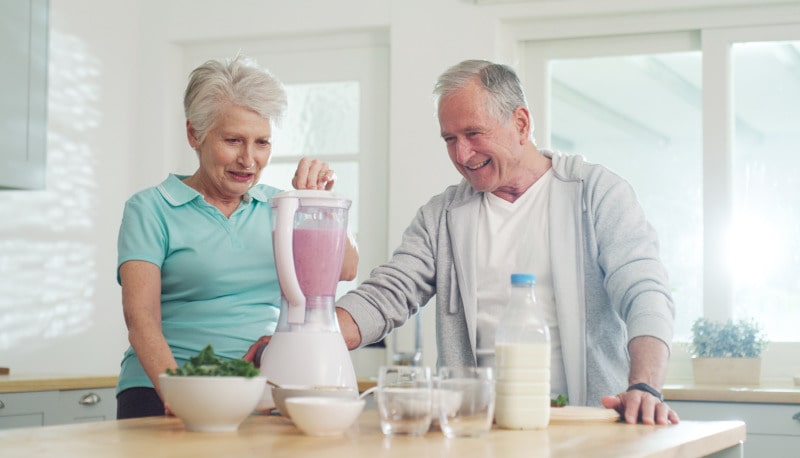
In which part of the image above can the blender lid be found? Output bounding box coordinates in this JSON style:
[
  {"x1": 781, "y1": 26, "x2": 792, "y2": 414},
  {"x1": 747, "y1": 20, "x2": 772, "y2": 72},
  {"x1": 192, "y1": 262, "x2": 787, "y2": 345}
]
[{"x1": 270, "y1": 189, "x2": 351, "y2": 209}]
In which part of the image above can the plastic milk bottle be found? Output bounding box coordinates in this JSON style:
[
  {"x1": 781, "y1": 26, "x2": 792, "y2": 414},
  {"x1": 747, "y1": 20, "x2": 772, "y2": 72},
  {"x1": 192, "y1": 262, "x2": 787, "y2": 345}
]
[{"x1": 494, "y1": 273, "x2": 551, "y2": 429}]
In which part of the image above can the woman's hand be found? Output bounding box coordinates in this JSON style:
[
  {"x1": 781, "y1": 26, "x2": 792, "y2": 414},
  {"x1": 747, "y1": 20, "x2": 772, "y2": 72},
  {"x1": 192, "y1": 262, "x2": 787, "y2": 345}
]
[
  {"x1": 243, "y1": 335, "x2": 273, "y2": 366},
  {"x1": 292, "y1": 157, "x2": 336, "y2": 190}
]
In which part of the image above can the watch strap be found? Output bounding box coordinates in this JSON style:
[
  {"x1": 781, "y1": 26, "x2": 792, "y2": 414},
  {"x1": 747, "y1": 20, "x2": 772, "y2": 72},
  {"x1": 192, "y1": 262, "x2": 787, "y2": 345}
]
[{"x1": 626, "y1": 382, "x2": 664, "y2": 401}]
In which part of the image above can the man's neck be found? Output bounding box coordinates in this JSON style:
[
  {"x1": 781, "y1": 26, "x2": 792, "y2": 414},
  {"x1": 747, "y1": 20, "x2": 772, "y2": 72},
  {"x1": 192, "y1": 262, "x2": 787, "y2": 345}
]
[{"x1": 492, "y1": 143, "x2": 551, "y2": 203}]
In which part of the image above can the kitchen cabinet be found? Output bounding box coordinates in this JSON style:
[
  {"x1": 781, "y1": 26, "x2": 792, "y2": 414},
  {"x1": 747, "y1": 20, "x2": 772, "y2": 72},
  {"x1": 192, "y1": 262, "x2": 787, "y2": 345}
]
[
  {"x1": 0, "y1": 0, "x2": 49, "y2": 190},
  {"x1": 0, "y1": 391, "x2": 56, "y2": 429},
  {"x1": 670, "y1": 400, "x2": 800, "y2": 457},
  {"x1": 0, "y1": 374, "x2": 118, "y2": 430},
  {"x1": 0, "y1": 388, "x2": 116, "y2": 430},
  {"x1": 53, "y1": 388, "x2": 117, "y2": 425}
]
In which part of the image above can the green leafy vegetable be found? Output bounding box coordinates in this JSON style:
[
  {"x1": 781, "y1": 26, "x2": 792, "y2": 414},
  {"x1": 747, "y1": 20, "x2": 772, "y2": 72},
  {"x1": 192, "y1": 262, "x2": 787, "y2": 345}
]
[
  {"x1": 165, "y1": 344, "x2": 259, "y2": 377},
  {"x1": 551, "y1": 394, "x2": 568, "y2": 407}
]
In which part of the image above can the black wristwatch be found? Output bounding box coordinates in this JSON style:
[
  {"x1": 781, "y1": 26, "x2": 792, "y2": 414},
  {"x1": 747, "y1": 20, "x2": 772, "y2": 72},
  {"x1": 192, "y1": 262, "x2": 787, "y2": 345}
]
[{"x1": 627, "y1": 382, "x2": 664, "y2": 402}]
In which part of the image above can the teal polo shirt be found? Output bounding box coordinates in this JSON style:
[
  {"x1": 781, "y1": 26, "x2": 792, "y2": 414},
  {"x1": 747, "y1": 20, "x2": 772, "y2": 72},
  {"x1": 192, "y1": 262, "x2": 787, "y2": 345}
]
[{"x1": 116, "y1": 174, "x2": 282, "y2": 394}]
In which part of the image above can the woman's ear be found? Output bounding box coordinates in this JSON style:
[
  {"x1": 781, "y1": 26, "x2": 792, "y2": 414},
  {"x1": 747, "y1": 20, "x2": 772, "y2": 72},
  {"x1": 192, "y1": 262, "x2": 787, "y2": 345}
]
[{"x1": 186, "y1": 120, "x2": 199, "y2": 150}]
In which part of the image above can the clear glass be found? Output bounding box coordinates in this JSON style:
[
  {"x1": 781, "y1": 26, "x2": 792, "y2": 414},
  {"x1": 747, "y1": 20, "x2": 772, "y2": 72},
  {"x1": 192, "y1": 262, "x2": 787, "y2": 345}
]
[
  {"x1": 731, "y1": 41, "x2": 800, "y2": 341},
  {"x1": 376, "y1": 365, "x2": 433, "y2": 436},
  {"x1": 550, "y1": 51, "x2": 703, "y2": 340},
  {"x1": 435, "y1": 367, "x2": 495, "y2": 438}
]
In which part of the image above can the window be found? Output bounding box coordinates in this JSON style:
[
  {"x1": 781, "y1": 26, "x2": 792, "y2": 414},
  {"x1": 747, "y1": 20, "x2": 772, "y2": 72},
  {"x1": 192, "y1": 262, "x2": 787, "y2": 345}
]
[
  {"x1": 729, "y1": 36, "x2": 800, "y2": 342},
  {"x1": 524, "y1": 23, "x2": 800, "y2": 378}
]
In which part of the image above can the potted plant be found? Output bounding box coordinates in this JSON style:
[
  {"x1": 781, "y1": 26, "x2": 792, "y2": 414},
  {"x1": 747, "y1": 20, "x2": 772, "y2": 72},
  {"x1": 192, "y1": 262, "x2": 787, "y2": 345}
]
[{"x1": 689, "y1": 317, "x2": 768, "y2": 386}]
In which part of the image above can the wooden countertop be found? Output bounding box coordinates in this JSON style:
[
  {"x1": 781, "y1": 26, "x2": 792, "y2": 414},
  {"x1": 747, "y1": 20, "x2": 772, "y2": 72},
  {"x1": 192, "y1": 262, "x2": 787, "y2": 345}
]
[
  {"x1": 0, "y1": 374, "x2": 118, "y2": 393},
  {"x1": 663, "y1": 381, "x2": 800, "y2": 404},
  {"x1": 0, "y1": 409, "x2": 745, "y2": 457}
]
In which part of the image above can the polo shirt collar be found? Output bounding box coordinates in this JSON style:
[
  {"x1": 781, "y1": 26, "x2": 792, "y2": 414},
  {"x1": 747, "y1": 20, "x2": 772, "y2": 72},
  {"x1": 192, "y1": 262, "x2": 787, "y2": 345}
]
[{"x1": 158, "y1": 173, "x2": 271, "y2": 206}]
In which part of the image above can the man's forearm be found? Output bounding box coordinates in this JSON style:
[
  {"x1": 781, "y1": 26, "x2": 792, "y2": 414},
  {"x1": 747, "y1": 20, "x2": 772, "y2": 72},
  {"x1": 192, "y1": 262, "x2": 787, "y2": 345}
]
[{"x1": 627, "y1": 335, "x2": 670, "y2": 390}]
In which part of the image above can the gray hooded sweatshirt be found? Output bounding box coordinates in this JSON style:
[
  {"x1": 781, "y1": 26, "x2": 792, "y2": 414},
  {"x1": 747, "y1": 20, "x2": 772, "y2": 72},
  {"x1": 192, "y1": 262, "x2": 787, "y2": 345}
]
[{"x1": 337, "y1": 150, "x2": 675, "y2": 406}]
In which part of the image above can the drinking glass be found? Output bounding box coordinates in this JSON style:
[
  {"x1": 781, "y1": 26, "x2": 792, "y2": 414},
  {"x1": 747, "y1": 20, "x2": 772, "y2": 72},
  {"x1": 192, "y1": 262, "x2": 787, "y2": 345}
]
[
  {"x1": 376, "y1": 365, "x2": 433, "y2": 436},
  {"x1": 436, "y1": 366, "x2": 495, "y2": 438}
]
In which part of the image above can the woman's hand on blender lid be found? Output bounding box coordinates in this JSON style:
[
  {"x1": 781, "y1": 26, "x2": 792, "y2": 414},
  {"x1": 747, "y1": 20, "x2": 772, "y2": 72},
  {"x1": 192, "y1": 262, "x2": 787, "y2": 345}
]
[{"x1": 292, "y1": 157, "x2": 336, "y2": 190}]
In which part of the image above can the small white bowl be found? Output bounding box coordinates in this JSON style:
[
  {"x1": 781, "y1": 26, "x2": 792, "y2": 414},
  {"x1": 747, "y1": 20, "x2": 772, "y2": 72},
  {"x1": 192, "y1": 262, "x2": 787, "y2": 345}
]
[
  {"x1": 285, "y1": 396, "x2": 365, "y2": 436},
  {"x1": 159, "y1": 374, "x2": 266, "y2": 432},
  {"x1": 271, "y1": 385, "x2": 357, "y2": 419}
]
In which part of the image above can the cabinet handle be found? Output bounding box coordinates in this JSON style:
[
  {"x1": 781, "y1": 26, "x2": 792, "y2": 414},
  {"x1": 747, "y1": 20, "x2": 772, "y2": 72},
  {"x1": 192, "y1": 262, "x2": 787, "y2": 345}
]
[
  {"x1": 793, "y1": 411, "x2": 800, "y2": 422},
  {"x1": 0, "y1": 400, "x2": 4, "y2": 409},
  {"x1": 78, "y1": 392, "x2": 101, "y2": 406}
]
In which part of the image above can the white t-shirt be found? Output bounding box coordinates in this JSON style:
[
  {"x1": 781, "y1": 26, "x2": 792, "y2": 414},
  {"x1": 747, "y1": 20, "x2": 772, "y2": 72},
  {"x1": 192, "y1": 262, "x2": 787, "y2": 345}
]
[{"x1": 474, "y1": 168, "x2": 567, "y2": 397}]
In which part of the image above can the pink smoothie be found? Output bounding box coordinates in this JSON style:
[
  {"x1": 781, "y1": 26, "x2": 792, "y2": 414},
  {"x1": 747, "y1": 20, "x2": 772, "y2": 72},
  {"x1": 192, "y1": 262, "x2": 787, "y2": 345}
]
[{"x1": 292, "y1": 227, "x2": 346, "y2": 297}]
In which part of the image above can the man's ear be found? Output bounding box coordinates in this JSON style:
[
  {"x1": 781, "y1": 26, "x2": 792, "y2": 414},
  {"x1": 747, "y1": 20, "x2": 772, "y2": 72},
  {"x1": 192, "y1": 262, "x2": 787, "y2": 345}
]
[{"x1": 513, "y1": 106, "x2": 532, "y2": 144}]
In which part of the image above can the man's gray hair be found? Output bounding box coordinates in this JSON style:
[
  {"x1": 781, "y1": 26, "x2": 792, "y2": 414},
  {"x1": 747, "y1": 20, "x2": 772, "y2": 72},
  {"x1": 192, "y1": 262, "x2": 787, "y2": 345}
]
[{"x1": 433, "y1": 59, "x2": 530, "y2": 126}]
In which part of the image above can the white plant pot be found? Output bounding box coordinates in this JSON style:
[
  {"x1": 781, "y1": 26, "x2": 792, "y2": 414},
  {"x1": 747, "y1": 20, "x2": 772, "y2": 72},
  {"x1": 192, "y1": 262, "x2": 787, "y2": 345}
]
[{"x1": 691, "y1": 357, "x2": 761, "y2": 386}]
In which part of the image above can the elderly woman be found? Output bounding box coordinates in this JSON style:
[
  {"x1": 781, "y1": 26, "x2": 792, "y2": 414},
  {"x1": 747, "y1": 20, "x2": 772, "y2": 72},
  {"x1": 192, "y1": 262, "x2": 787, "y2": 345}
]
[{"x1": 115, "y1": 55, "x2": 357, "y2": 419}]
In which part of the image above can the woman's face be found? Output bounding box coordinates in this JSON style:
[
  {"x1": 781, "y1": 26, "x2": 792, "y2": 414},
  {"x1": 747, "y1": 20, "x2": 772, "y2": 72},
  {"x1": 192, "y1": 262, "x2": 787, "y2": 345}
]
[{"x1": 189, "y1": 104, "x2": 272, "y2": 200}]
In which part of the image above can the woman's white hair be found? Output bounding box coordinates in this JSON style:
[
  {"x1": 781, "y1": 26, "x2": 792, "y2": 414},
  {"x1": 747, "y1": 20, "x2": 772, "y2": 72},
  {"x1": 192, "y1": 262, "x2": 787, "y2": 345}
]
[{"x1": 183, "y1": 54, "x2": 288, "y2": 144}]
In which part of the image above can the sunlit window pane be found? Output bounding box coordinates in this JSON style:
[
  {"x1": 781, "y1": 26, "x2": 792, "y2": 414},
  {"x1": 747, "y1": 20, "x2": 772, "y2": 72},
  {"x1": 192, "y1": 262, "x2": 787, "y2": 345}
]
[
  {"x1": 550, "y1": 51, "x2": 703, "y2": 340},
  {"x1": 731, "y1": 41, "x2": 800, "y2": 341},
  {"x1": 271, "y1": 82, "x2": 359, "y2": 157}
]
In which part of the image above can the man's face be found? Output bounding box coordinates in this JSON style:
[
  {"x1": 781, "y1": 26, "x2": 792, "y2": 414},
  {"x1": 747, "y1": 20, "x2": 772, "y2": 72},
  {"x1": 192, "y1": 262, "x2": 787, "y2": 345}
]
[{"x1": 438, "y1": 81, "x2": 528, "y2": 195}]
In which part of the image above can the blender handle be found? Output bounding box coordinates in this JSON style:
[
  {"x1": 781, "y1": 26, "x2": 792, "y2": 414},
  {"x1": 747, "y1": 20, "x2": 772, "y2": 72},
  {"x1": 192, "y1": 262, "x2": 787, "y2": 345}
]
[{"x1": 274, "y1": 197, "x2": 306, "y2": 323}]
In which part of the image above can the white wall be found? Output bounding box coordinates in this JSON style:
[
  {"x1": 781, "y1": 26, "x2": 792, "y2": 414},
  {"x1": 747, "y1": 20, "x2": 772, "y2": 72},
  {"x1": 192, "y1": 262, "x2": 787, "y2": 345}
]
[
  {"x1": 2, "y1": 0, "x2": 796, "y2": 376},
  {"x1": 0, "y1": 0, "x2": 140, "y2": 375}
]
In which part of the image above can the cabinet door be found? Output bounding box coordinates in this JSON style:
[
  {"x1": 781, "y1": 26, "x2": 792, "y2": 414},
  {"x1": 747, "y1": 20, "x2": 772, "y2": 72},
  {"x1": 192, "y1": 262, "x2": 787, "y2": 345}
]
[
  {"x1": 670, "y1": 401, "x2": 800, "y2": 435},
  {"x1": 671, "y1": 401, "x2": 800, "y2": 457},
  {"x1": 0, "y1": 391, "x2": 58, "y2": 430},
  {"x1": 53, "y1": 388, "x2": 117, "y2": 425},
  {"x1": 0, "y1": 0, "x2": 49, "y2": 190}
]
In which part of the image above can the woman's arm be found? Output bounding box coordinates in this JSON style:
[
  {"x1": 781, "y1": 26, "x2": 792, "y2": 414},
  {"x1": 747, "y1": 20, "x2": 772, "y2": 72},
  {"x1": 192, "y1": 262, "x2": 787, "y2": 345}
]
[
  {"x1": 119, "y1": 260, "x2": 177, "y2": 401},
  {"x1": 340, "y1": 231, "x2": 359, "y2": 281}
]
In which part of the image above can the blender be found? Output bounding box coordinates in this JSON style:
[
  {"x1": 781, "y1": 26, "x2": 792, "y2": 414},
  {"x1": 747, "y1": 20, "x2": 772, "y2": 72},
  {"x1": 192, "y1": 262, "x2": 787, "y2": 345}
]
[{"x1": 257, "y1": 189, "x2": 358, "y2": 410}]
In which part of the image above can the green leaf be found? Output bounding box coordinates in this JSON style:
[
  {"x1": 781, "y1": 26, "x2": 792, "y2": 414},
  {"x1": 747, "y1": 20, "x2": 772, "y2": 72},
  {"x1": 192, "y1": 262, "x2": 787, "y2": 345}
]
[
  {"x1": 165, "y1": 344, "x2": 259, "y2": 377},
  {"x1": 551, "y1": 394, "x2": 568, "y2": 407},
  {"x1": 689, "y1": 318, "x2": 767, "y2": 358}
]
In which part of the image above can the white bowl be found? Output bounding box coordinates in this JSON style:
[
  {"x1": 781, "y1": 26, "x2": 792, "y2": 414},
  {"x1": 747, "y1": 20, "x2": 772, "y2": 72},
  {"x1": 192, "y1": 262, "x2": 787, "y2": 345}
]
[
  {"x1": 159, "y1": 374, "x2": 267, "y2": 432},
  {"x1": 285, "y1": 396, "x2": 365, "y2": 436},
  {"x1": 271, "y1": 385, "x2": 358, "y2": 419}
]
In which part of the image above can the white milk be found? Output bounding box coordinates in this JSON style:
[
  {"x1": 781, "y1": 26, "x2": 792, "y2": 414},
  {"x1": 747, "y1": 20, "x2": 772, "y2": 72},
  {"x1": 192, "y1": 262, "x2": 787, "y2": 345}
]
[{"x1": 494, "y1": 342, "x2": 550, "y2": 429}]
